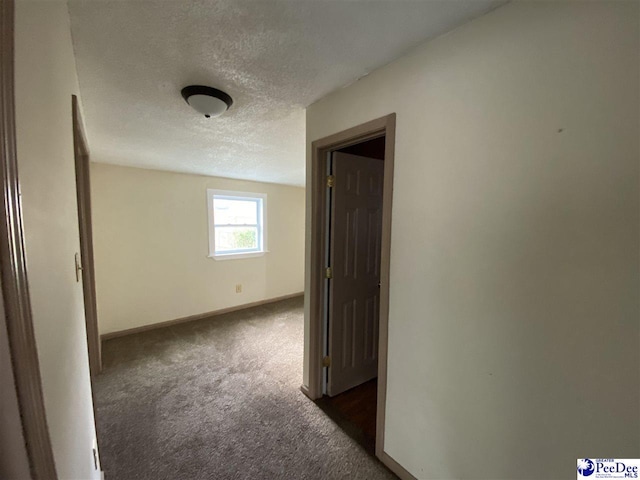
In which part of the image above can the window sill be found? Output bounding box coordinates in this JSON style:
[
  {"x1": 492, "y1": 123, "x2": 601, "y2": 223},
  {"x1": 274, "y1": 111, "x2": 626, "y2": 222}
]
[{"x1": 209, "y1": 251, "x2": 268, "y2": 261}]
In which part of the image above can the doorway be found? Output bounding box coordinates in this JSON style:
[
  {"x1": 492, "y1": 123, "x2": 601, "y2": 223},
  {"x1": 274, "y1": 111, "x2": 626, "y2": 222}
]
[
  {"x1": 324, "y1": 137, "x2": 385, "y2": 397},
  {"x1": 319, "y1": 136, "x2": 386, "y2": 453},
  {"x1": 306, "y1": 113, "x2": 396, "y2": 464}
]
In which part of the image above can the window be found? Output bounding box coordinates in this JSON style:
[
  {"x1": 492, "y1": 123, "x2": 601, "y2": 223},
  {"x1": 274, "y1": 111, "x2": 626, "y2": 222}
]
[{"x1": 207, "y1": 189, "x2": 267, "y2": 259}]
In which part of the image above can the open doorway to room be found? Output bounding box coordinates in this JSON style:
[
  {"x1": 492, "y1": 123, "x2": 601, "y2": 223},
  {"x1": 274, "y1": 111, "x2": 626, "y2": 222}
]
[
  {"x1": 306, "y1": 114, "x2": 396, "y2": 461},
  {"x1": 318, "y1": 136, "x2": 385, "y2": 453}
]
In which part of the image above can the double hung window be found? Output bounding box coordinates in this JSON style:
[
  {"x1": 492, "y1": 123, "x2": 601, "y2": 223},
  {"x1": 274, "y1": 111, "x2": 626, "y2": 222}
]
[{"x1": 207, "y1": 189, "x2": 267, "y2": 259}]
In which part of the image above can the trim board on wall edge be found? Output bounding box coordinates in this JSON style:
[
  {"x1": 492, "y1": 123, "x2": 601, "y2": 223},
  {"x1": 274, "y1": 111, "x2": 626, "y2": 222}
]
[
  {"x1": 101, "y1": 292, "x2": 304, "y2": 341},
  {"x1": 380, "y1": 451, "x2": 418, "y2": 480}
]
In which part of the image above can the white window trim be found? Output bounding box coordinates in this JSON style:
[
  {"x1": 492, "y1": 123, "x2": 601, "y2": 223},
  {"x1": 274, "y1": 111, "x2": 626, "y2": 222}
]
[{"x1": 207, "y1": 189, "x2": 268, "y2": 260}]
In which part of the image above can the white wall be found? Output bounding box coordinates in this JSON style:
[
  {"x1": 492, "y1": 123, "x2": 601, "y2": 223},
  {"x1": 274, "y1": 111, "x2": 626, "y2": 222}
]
[
  {"x1": 14, "y1": 1, "x2": 101, "y2": 479},
  {"x1": 91, "y1": 163, "x2": 305, "y2": 335},
  {"x1": 305, "y1": 1, "x2": 639, "y2": 479}
]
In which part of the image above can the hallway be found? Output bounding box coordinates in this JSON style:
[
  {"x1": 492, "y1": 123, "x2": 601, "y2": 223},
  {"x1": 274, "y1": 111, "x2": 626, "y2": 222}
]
[{"x1": 94, "y1": 297, "x2": 395, "y2": 480}]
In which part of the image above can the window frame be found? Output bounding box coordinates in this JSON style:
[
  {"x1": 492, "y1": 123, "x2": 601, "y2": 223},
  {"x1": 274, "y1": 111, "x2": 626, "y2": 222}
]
[{"x1": 207, "y1": 189, "x2": 268, "y2": 260}]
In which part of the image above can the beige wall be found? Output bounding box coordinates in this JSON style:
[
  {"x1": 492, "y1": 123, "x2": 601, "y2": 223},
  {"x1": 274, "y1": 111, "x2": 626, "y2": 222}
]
[
  {"x1": 305, "y1": 1, "x2": 639, "y2": 479},
  {"x1": 15, "y1": 1, "x2": 101, "y2": 478},
  {"x1": 91, "y1": 163, "x2": 305, "y2": 335}
]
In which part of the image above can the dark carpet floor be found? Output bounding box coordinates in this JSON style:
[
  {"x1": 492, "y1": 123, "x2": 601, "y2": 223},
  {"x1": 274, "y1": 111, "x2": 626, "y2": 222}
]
[{"x1": 94, "y1": 297, "x2": 396, "y2": 480}]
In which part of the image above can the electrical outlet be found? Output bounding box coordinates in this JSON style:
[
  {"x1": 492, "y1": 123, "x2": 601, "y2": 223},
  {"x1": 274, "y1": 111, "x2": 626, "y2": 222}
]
[{"x1": 235, "y1": 284, "x2": 242, "y2": 293}]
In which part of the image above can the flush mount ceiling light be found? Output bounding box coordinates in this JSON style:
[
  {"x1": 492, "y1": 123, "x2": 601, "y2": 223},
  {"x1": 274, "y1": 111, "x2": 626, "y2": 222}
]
[{"x1": 181, "y1": 85, "x2": 233, "y2": 118}]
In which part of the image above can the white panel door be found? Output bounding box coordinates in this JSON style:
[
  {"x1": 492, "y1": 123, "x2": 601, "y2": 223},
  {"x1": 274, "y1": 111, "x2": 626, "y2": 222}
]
[{"x1": 327, "y1": 151, "x2": 384, "y2": 397}]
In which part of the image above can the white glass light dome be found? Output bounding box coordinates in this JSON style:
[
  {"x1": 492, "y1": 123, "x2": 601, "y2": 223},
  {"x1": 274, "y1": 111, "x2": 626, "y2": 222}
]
[{"x1": 181, "y1": 86, "x2": 233, "y2": 118}]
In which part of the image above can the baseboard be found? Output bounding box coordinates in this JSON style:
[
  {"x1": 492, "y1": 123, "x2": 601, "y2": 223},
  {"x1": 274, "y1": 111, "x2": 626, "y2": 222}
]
[
  {"x1": 379, "y1": 451, "x2": 417, "y2": 480},
  {"x1": 101, "y1": 292, "x2": 304, "y2": 341},
  {"x1": 299, "y1": 384, "x2": 314, "y2": 400}
]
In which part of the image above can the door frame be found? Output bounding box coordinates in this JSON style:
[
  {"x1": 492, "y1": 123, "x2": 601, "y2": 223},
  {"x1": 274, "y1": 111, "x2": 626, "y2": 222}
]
[
  {"x1": 72, "y1": 94, "x2": 102, "y2": 376},
  {"x1": 307, "y1": 113, "x2": 401, "y2": 467},
  {"x1": 0, "y1": 0, "x2": 58, "y2": 477}
]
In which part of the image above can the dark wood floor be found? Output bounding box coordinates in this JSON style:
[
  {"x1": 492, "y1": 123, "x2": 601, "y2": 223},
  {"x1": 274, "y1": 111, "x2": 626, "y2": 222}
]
[{"x1": 316, "y1": 379, "x2": 378, "y2": 454}]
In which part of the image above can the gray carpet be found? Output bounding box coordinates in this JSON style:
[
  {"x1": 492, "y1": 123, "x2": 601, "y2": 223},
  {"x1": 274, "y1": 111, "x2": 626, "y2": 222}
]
[{"x1": 94, "y1": 297, "x2": 397, "y2": 480}]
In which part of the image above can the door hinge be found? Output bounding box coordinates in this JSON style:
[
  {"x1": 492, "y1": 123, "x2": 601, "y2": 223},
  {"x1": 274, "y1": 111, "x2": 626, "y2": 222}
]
[
  {"x1": 325, "y1": 267, "x2": 333, "y2": 279},
  {"x1": 326, "y1": 175, "x2": 335, "y2": 188},
  {"x1": 75, "y1": 252, "x2": 83, "y2": 283},
  {"x1": 322, "y1": 356, "x2": 331, "y2": 368}
]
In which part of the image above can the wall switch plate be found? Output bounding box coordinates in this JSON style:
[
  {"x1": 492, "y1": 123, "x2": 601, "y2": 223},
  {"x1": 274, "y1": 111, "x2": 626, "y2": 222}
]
[{"x1": 235, "y1": 284, "x2": 242, "y2": 293}]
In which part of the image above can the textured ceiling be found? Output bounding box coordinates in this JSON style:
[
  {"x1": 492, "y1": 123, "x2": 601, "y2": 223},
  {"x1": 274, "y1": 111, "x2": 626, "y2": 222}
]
[{"x1": 68, "y1": 0, "x2": 504, "y2": 186}]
